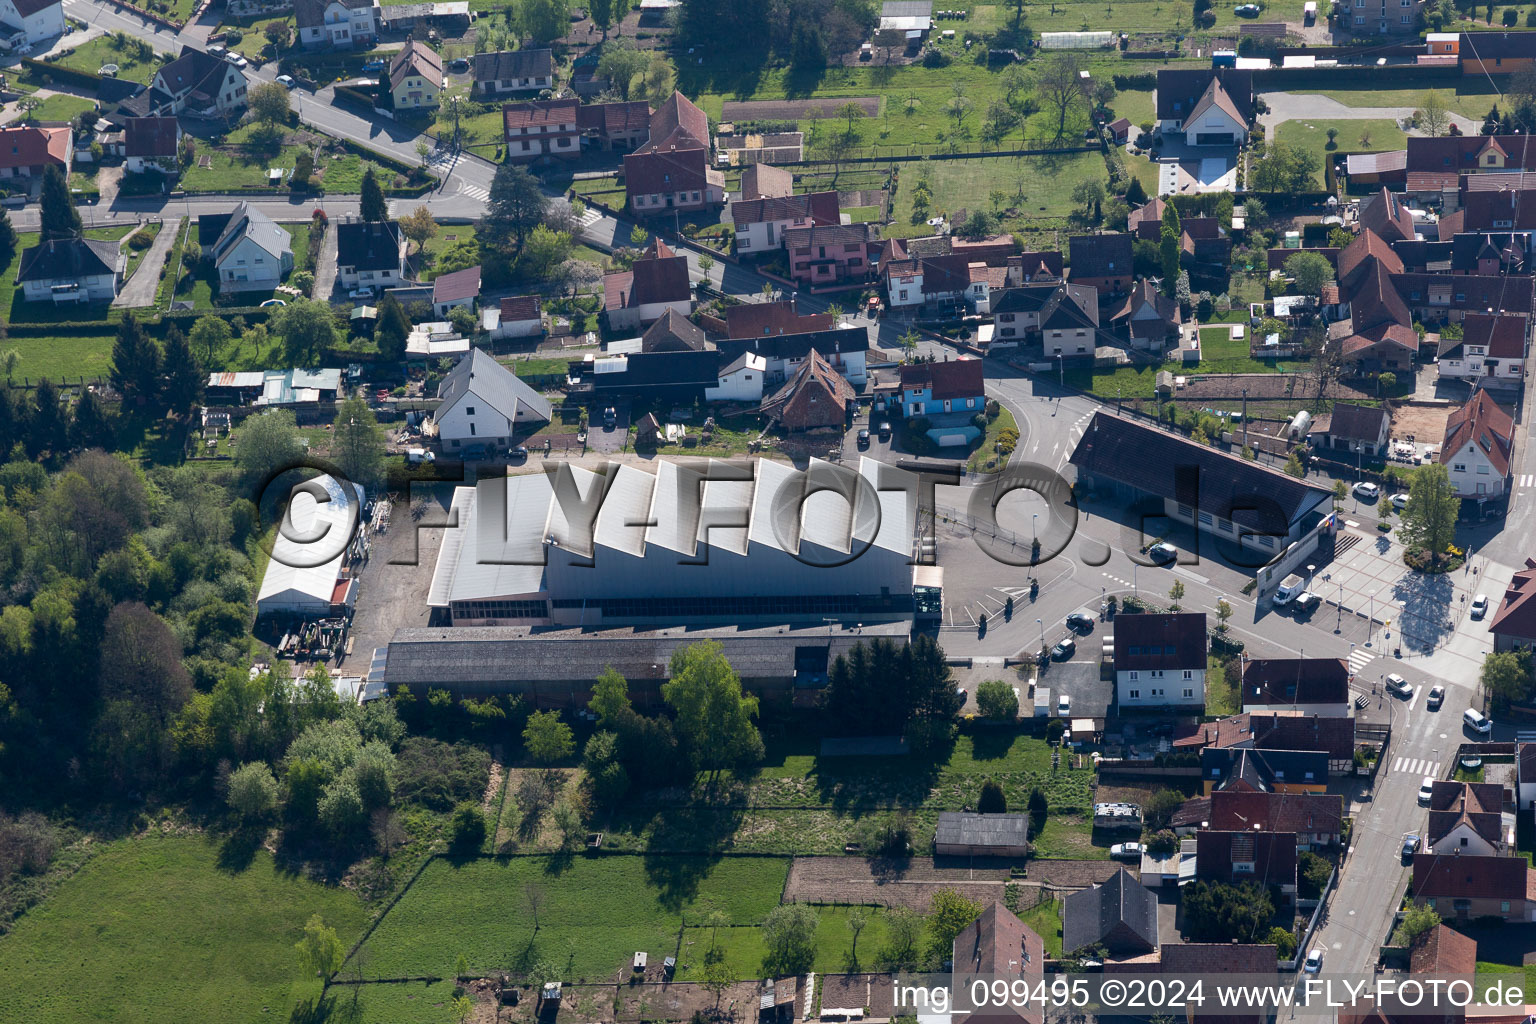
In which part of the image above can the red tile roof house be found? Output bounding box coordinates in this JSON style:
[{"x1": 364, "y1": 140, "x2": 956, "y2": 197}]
[
  {"x1": 432, "y1": 265, "x2": 481, "y2": 317},
  {"x1": 950, "y1": 903, "x2": 1046, "y2": 1024},
  {"x1": 1411, "y1": 853, "x2": 1536, "y2": 923},
  {"x1": 123, "y1": 116, "x2": 180, "y2": 175},
  {"x1": 502, "y1": 98, "x2": 580, "y2": 164},
  {"x1": 784, "y1": 223, "x2": 877, "y2": 286},
  {"x1": 1067, "y1": 232, "x2": 1134, "y2": 298},
  {"x1": 575, "y1": 100, "x2": 652, "y2": 152},
  {"x1": 602, "y1": 238, "x2": 692, "y2": 333},
  {"x1": 730, "y1": 191, "x2": 840, "y2": 254},
  {"x1": 1174, "y1": 712, "x2": 1357, "y2": 775},
  {"x1": 1439, "y1": 389, "x2": 1514, "y2": 499},
  {"x1": 1195, "y1": 829, "x2": 1298, "y2": 901},
  {"x1": 1492, "y1": 560, "x2": 1536, "y2": 652},
  {"x1": 623, "y1": 91, "x2": 724, "y2": 217},
  {"x1": 488, "y1": 295, "x2": 543, "y2": 340},
  {"x1": 1207, "y1": 789, "x2": 1344, "y2": 849},
  {"x1": 0, "y1": 124, "x2": 71, "y2": 179}
]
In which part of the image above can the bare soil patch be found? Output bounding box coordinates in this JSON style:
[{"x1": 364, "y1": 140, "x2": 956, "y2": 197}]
[
  {"x1": 722, "y1": 97, "x2": 880, "y2": 121},
  {"x1": 784, "y1": 855, "x2": 1010, "y2": 910},
  {"x1": 1388, "y1": 401, "x2": 1454, "y2": 446}
]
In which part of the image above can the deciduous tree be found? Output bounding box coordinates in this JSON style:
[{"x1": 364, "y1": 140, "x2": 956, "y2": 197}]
[
  {"x1": 1399, "y1": 463, "x2": 1460, "y2": 567},
  {"x1": 761, "y1": 902, "x2": 818, "y2": 975},
  {"x1": 332, "y1": 394, "x2": 385, "y2": 487},
  {"x1": 927, "y1": 888, "x2": 983, "y2": 962},
  {"x1": 483, "y1": 163, "x2": 547, "y2": 252},
  {"x1": 523, "y1": 709, "x2": 574, "y2": 766},
  {"x1": 662, "y1": 640, "x2": 764, "y2": 784},
  {"x1": 398, "y1": 205, "x2": 437, "y2": 255},
  {"x1": 295, "y1": 914, "x2": 345, "y2": 981},
  {"x1": 249, "y1": 81, "x2": 291, "y2": 125}
]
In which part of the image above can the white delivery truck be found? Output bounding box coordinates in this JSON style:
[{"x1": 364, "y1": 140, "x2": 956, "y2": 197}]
[{"x1": 1272, "y1": 573, "x2": 1304, "y2": 605}]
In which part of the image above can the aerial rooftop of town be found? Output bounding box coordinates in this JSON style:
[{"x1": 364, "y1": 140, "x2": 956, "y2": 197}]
[{"x1": 5, "y1": 0, "x2": 1536, "y2": 1020}]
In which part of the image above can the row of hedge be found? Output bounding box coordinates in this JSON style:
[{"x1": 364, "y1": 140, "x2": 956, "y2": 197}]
[{"x1": 21, "y1": 57, "x2": 102, "y2": 90}]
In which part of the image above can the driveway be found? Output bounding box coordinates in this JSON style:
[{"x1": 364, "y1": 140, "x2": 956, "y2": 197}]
[
  {"x1": 311, "y1": 221, "x2": 339, "y2": 301},
  {"x1": 111, "y1": 216, "x2": 178, "y2": 308},
  {"x1": 1258, "y1": 92, "x2": 1481, "y2": 135}
]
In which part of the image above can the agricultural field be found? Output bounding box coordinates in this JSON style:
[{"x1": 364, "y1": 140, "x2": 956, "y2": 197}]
[
  {"x1": 0, "y1": 835, "x2": 368, "y2": 1024},
  {"x1": 352, "y1": 854, "x2": 790, "y2": 983}
]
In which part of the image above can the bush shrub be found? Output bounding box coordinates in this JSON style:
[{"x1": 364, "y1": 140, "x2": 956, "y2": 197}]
[{"x1": 449, "y1": 804, "x2": 487, "y2": 852}]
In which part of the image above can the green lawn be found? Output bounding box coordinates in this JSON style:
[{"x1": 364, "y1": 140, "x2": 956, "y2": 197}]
[
  {"x1": 0, "y1": 835, "x2": 368, "y2": 1024},
  {"x1": 968, "y1": 405, "x2": 1018, "y2": 473},
  {"x1": 177, "y1": 124, "x2": 399, "y2": 194},
  {"x1": 1017, "y1": 896, "x2": 1064, "y2": 957},
  {"x1": 46, "y1": 34, "x2": 163, "y2": 85},
  {"x1": 887, "y1": 152, "x2": 1106, "y2": 240},
  {"x1": 1273, "y1": 118, "x2": 1406, "y2": 187},
  {"x1": 0, "y1": 333, "x2": 118, "y2": 382},
  {"x1": 9, "y1": 93, "x2": 95, "y2": 126},
  {"x1": 679, "y1": 906, "x2": 895, "y2": 979},
  {"x1": 417, "y1": 223, "x2": 479, "y2": 280},
  {"x1": 114, "y1": 0, "x2": 197, "y2": 24},
  {"x1": 1206, "y1": 654, "x2": 1238, "y2": 717},
  {"x1": 354, "y1": 854, "x2": 790, "y2": 983}
]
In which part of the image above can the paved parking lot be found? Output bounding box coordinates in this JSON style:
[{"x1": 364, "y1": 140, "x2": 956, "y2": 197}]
[{"x1": 586, "y1": 402, "x2": 630, "y2": 453}]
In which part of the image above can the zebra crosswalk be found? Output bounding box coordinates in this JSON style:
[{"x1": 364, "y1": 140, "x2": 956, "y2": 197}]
[
  {"x1": 1391, "y1": 756, "x2": 1439, "y2": 777},
  {"x1": 1346, "y1": 648, "x2": 1376, "y2": 676},
  {"x1": 576, "y1": 206, "x2": 601, "y2": 229},
  {"x1": 458, "y1": 184, "x2": 490, "y2": 204},
  {"x1": 1519, "y1": 474, "x2": 1535, "y2": 489}
]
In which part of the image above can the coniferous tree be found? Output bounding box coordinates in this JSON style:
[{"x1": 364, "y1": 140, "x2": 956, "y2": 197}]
[
  {"x1": 0, "y1": 209, "x2": 17, "y2": 265},
  {"x1": 29, "y1": 378, "x2": 66, "y2": 458},
  {"x1": 375, "y1": 292, "x2": 410, "y2": 362},
  {"x1": 110, "y1": 312, "x2": 161, "y2": 408},
  {"x1": 0, "y1": 387, "x2": 15, "y2": 455},
  {"x1": 39, "y1": 165, "x2": 82, "y2": 241},
  {"x1": 70, "y1": 388, "x2": 114, "y2": 451},
  {"x1": 160, "y1": 326, "x2": 203, "y2": 416},
  {"x1": 360, "y1": 166, "x2": 387, "y2": 222}
]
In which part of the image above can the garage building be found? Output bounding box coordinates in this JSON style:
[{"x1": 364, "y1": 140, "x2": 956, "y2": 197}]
[{"x1": 934, "y1": 812, "x2": 1031, "y2": 858}]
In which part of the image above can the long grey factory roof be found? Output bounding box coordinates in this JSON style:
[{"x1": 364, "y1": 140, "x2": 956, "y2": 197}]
[{"x1": 382, "y1": 622, "x2": 911, "y2": 686}]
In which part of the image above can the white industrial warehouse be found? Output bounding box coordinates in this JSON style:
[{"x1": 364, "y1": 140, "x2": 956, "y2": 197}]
[
  {"x1": 426, "y1": 456, "x2": 935, "y2": 627},
  {"x1": 256, "y1": 474, "x2": 366, "y2": 617}
]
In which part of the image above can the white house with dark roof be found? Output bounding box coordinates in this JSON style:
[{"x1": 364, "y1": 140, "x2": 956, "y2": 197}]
[
  {"x1": 431, "y1": 348, "x2": 552, "y2": 450},
  {"x1": 432, "y1": 265, "x2": 481, "y2": 317},
  {"x1": 336, "y1": 220, "x2": 407, "y2": 290},
  {"x1": 295, "y1": 0, "x2": 378, "y2": 49},
  {"x1": 17, "y1": 237, "x2": 125, "y2": 303},
  {"x1": 123, "y1": 117, "x2": 180, "y2": 175},
  {"x1": 0, "y1": 0, "x2": 65, "y2": 51},
  {"x1": 204, "y1": 202, "x2": 294, "y2": 292},
  {"x1": 473, "y1": 48, "x2": 553, "y2": 96},
  {"x1": 151, "y1": 46, "x2": 248, "y2": 117}
]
